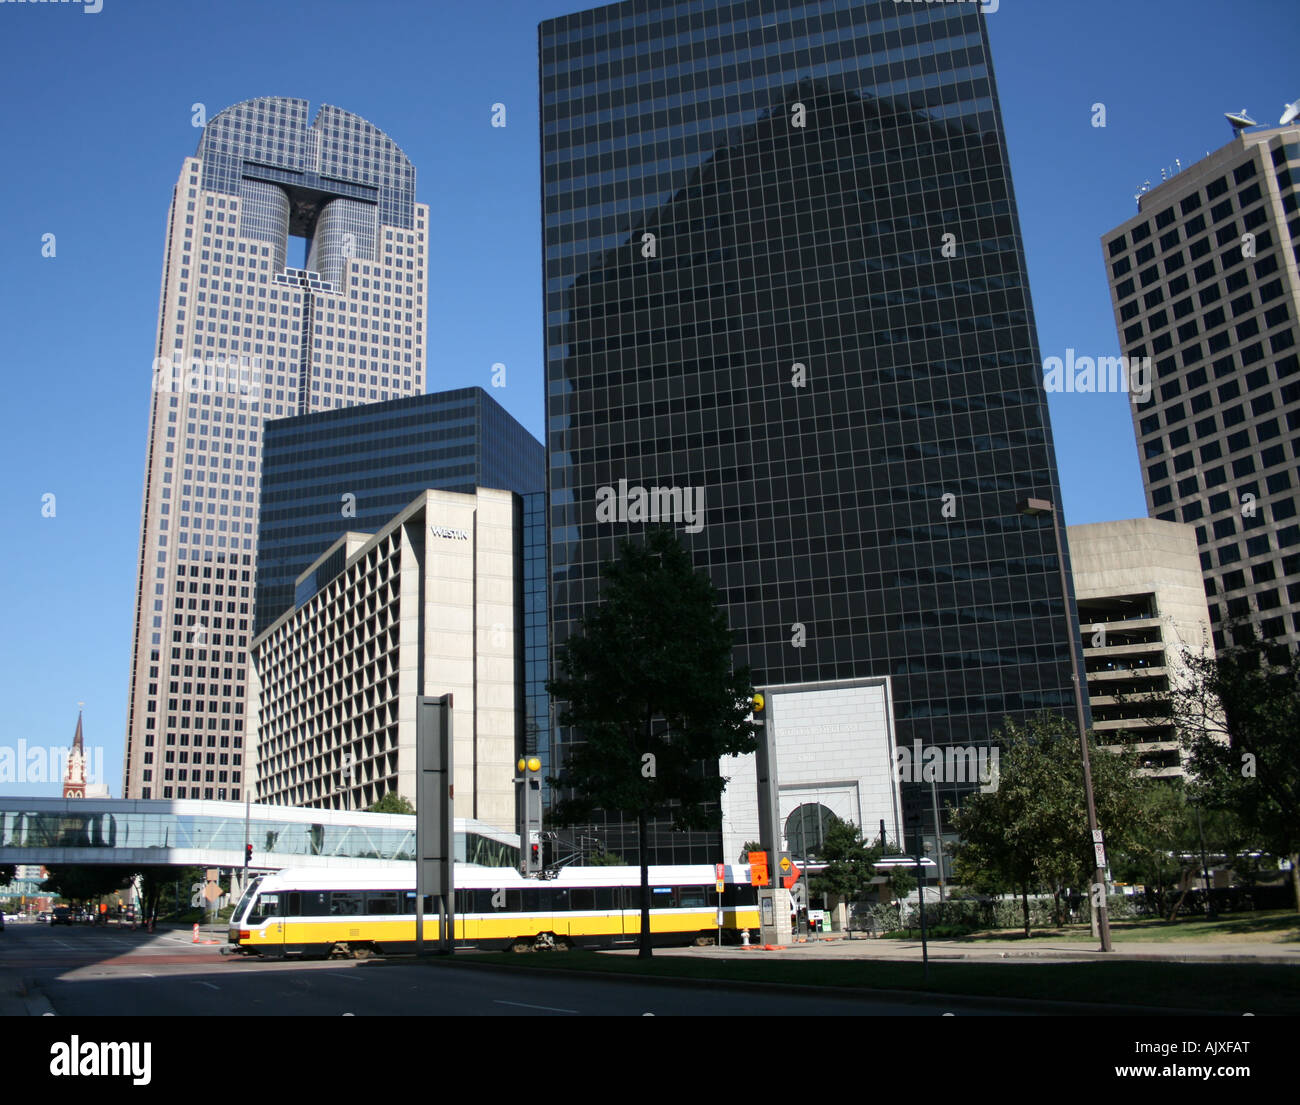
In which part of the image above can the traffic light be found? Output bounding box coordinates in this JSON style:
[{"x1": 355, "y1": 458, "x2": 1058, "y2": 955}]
[
  {"x1": 749, "y1": 691, "x2": 766, "y2": 726},
  {"x1": 244, "y1": 843, "x2": 253, "y2": 866},
  {"x1": 518, "y1": 757, "x2": 544, "y2": 875}
]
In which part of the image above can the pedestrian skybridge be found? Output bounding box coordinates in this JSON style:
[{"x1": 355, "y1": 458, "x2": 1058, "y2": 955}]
[{"x1": 0, "y1": 797, "x2": 518, "y2": 871}]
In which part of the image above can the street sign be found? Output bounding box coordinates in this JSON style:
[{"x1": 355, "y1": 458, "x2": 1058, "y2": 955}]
[
  {"x1": 748, "y1": 851, "x2": 770, "y2": 887},
  {"x1": 778, "y1": 856, "x2": 791, "y2": 874},
  {"x1": 1094, "y1": 844, "x2": 1107, "y2": 868}
]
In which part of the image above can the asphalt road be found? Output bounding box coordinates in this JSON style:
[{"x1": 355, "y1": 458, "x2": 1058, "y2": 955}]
[{"x1": 3, "y1": 923, "x2": 1011, "y2": 1016}]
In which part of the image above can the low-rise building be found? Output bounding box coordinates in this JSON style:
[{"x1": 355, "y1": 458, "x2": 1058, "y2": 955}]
[
  {"x1": 1067, "y1": 518, "x2": 1216, "y2": 777},
  {"x1": 247, "y1": 488, "x2": 526, "y2": 830}
]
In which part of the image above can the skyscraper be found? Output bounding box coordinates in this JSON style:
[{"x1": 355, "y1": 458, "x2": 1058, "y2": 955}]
[
  {"x1": 1102, "y1": 124, "x2": 1300, "y2": 654},
  {"x1": 122, "y1": 98, "x2": 428, "y2": 800},
  {"x1": 541, "y1": 0, "x2": 1083, "y2": 861}
]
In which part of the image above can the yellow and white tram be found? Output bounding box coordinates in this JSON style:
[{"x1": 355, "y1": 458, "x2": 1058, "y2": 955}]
[{"x1": 228, "y1": 864, "x2": 761, "y2": 958}]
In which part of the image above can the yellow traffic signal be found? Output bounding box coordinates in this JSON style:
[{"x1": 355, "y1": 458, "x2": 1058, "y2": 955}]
[{"x1": 751, "y1": 692, "x2": 764, "y2": 712}]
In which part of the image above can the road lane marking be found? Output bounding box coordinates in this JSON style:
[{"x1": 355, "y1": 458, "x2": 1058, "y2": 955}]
[
  {"x1": 195, "y1": 981, "x2": 220, "y2": 990},
  {"x1": 493, "y1": 1000, "x2": 578, "y2": 1014}
]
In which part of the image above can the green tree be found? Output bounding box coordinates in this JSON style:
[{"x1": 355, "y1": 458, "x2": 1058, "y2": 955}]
[
  {"x1": 40, "y1": 866, "x2": 136, "y2": 906},
  {"x1": 738, "y1": 841, "x2": 763, "y2": 864},
  {"x1": 547, "y1": 528, "x2": 760, "y2": 958},
  {"x1": 0, "y1": 865, "x2": 14, "y2": 888},
  {"x1": 586, "y1": 848, "x2": 626, "y2": 867},
  {"x1": 810, "y1": 817, "x2": 914, "y2": 932},
  {"x1": 952, "y1": 714, "x2": 1177, "y2": 935},
  {"x1": 367, "y1": 792, "x2": 415, "y2": 815},
  {"x1": 1170, "y1": 631, "x2": 1300, "y2": 911}
]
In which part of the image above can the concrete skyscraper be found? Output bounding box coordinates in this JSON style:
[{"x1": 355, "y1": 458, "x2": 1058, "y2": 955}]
[
  {"x1": 541, "y1": 0, "x2": 1084, "y2": 861},
  {"x1": 122, "y1": 98, "x2": 427, "y2": 800},
  {"x1": 1102, "y1": 124, "x2": 1300, "y2": 654}
]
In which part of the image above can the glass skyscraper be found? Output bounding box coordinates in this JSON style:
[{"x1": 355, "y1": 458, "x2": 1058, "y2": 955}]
[
  {"x1": 541, "y1": 0, "x2": 1083, "y2": 861},
  {"x1": 254, "y1": 387, "x2": 545, "y2": 636},
  {"x1": 122, "y1": 98, "x2": 427, "y2": 800}
]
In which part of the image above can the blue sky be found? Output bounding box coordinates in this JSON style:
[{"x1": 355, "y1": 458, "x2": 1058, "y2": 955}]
[{"x1": 0, "y1": 0, "x2": 1295, "y2": 794}]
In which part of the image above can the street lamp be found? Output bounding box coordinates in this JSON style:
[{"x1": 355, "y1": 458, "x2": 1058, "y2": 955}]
[{"x1": 1017, "y1": 496, "x2": 1113, "y2": 953}]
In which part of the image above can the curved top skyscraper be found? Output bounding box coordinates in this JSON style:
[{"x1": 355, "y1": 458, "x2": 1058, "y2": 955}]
[{"x1": 122, "y1": 98, "x2": 428, "y2": 800}]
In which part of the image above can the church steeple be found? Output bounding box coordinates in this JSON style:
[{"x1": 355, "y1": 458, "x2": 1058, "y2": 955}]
[{"x1": 63, "y1": 709, "x2": 86, "y2": 799}]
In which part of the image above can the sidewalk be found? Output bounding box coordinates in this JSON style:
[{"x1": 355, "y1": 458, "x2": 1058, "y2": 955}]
[
  {"x1": 0, "y1": 969, "x2": 55, "y2": 1017},
  {"x1": 652, "y1": 934, "x2": 1300, "y2": 965}
]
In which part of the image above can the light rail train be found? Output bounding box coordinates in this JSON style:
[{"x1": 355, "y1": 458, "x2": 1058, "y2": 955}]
[{"x1": 228, "y1": 864, "x2": 762, "y2": 957}]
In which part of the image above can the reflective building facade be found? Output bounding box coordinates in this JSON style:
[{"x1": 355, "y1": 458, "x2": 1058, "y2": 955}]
[
  {"x1": 123, "y1": 99, "x2": 428, "y2": 801},
  {"x1": 541, "y1": 0, "x2": 1083, "y2": 861},
  {"x1": 254, "y1": 387, "x2": 545, "y2": 636}
]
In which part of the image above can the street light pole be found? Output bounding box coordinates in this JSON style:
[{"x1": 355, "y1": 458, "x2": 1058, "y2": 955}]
[{"x1": 1018, "y1": 497, "x2": 1113, "y2": 953}]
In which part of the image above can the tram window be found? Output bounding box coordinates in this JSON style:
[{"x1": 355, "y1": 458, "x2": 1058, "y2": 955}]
[
  {"x1": 366, "y1": 892, "x2": 400, "y2": 915},
  {"x1": 678, "y1": 886, "x2": 708, "y2": 908},
  {"x1": 284, "y1": 893, "x2": 300, "y2": 914},
  {"x1": 248, "y1": 894, "x2": 280, "y2": 922},
  {"x1": 652, "y1": 886, "x2": 674, "y2": 907},
  {"x1": 520, "y1": 888, "x2": 541, "y2": 912},
  {"x1": 300, "y1": 892, "x2": 329, "y2": 916},
  {"x1": 474, "y1": 889, "x2": 517, "y2": 912},
  {"x1": 330, "y1": 892, "x2": 363, "y2": 916},
  {"x1": 550, "y1": 889, "x2": 569, "y2": 911},
  {"x1": 593, "y1": 888, "x2": 617, "y2": 911},
  {"x1": 723, "y1": 885, "x2": 757, "y2": 907},
  {"x1": 568, "y1": 888, "x2": 595, "y2": 911},
  {"x1": 402, "y1": 893, "x2": 437, "y2": 914}
]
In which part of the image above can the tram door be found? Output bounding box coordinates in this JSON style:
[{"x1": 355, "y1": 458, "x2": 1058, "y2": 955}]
[{"x1": 256, "y1": 892, "x2": 288, "y2": 953}]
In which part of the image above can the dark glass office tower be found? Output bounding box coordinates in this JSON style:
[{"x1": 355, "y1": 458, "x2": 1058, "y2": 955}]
[
  {"x1": 541, "y1": 0, "x2": 1083, "y2": 862},
  {"x1": 255, "y1": 387, "x2": 544, "y2": 633}
]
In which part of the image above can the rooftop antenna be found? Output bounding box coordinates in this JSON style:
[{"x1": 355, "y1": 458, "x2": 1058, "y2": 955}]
[
  {"x1": 1281, "y1": 97, "x2": 1300, "y2": 126},
  {"x1": 1225, "y1": 108, "x2": 1257, "y2": 135}
]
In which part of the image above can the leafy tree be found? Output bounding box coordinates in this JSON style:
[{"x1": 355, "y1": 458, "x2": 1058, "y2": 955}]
[
  {"x1": 811, "y1": 817, "x2": 914, "y2": 931},
  {"x1": 40, "y1": 866, "x2": 136, "y2": 906},
  {"x1": 586, "y1": 848, "x2": 626, "y2": 867},
  {"x1": 739, "y1": 841, "x2": 763, "y2": 864},
  {"x1": 1168, "y1": 630, "x2": 1300, "y2": 912},
  {"x1": 367, "y1": 792, "x2": 415, "y2": 815},
  {"x1": 547, "y1": 528, "x2": 760, "y2": 958},
  {"x1": 0, "y1": 865, "x2": 14, "y2": 888},
  {"x1": 952, "y1": 714, "x2": 1177, "y2": 935}
]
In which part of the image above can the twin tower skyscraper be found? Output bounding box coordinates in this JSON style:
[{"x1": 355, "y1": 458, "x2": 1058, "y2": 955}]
[
  {"x1": 122, "y1": 99, "x2": 427, "y2": 799},
  {"x1": 124, "y1": 1, "x2": 1081, "y2": 861}
]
